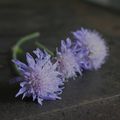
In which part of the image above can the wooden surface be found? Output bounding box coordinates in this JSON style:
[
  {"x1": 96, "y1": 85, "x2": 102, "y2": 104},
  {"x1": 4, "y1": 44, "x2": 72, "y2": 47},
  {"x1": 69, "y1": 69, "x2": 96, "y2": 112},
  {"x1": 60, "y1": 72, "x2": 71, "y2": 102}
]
[{"x1": 0, "y1": 0, "x2": 120, "y2": 120}]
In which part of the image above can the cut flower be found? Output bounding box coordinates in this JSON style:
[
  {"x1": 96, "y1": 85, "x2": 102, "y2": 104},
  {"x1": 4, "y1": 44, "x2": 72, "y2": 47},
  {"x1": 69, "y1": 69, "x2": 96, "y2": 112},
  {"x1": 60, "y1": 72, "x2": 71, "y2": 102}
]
[
  {"x1": 12, "y1": 48, "x2": 64, "y2": 105},
  {"x1": 73, "y1": 28, "x2": 108, "y2": 70},
  {"x1": 56, "y1": 38, "x2": 82, "y2": 79}
]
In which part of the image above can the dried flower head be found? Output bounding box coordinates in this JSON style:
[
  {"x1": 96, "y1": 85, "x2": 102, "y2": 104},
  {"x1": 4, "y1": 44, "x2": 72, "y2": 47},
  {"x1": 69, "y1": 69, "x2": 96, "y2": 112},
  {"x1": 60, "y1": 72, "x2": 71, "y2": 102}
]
[
  {"x1": 12, "y1": 48, "x2": 64, "y2": 105},
  {"x1": 73, "y1": 28, "x2": 108, "y2": 70}
]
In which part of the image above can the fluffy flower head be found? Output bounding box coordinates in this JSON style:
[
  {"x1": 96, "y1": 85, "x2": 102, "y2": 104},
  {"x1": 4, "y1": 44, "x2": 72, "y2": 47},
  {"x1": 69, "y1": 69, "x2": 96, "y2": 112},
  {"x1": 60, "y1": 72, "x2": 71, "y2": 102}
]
[
  {"x1": 73, "y1": 28, "x2": 108, "y2": 70},
  {"x1": 12, "y1": 48, "x2": 64, "y2": 105},
  {"x1": 56, "y1": 38, "x2": 81, "y2": 79}
]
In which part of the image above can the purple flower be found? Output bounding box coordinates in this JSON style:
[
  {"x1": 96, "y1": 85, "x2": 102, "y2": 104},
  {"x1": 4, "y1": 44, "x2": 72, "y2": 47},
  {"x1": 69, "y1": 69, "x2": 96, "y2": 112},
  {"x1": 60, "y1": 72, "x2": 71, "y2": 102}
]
[
  {"x1": 56, "y1": 38, "x2": 82, "y2": 79},
  {"x1": 12, "y1": 48, "x2": 64, "y2": 105},
  {"x1": 73, "y1": 28, "x2": 108, "y2": 70}
]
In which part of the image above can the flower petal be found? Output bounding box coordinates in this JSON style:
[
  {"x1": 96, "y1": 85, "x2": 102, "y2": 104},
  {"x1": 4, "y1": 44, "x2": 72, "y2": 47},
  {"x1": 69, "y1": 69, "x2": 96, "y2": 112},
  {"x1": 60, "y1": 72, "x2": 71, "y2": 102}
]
[
  {"x1": 37, "y1": 98, "x2": 43, "y2": 105},
  {"x1": 26, "y1": 53, "x2": 35, "y2": 69},
  {"x1": 15, "y1": 87, "x2": 26, "y2": 97}
]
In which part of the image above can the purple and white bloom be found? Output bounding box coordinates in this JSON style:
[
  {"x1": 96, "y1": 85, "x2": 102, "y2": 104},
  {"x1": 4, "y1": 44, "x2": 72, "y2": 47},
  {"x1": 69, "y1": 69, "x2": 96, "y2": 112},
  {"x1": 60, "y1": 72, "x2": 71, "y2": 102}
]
[
  {"x1": 12, "y1": 48, "x2": 64, "y2": 105},
  {"x1": 56, "y1": 38, "x2": 82, "y2": 79},
  {"x1": 73, "y1": 28, "x2": 108, "y2": 70}
]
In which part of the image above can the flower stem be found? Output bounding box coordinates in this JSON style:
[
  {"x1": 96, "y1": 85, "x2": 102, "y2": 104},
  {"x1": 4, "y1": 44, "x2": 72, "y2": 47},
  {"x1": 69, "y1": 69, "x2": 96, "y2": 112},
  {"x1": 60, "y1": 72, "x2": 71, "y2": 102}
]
[
  {"x1": 12, "y1": 32, "x2": 40, "y2": 75},
  {"x1": 35, "y1": 41, "x2": 54, "y2": 56}
]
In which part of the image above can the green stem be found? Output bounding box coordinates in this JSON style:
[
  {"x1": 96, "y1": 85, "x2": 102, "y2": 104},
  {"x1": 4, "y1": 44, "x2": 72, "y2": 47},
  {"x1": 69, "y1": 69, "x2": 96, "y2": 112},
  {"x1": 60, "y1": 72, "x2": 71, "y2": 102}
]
[
  {"x1": 12, "y1": 32, "x2": 40, "y2": 60},
  {"x1": 35, "y1": 41, "x2": 54, "y2": 56},
  {"x1": 12, "y1": 32, "x2": 40, "y2": 74}
]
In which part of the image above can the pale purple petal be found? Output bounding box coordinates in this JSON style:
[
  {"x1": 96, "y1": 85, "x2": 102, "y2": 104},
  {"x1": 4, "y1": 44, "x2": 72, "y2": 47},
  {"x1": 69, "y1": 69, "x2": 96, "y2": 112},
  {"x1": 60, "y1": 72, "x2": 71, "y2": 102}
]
[
  {"x1": 26, "y1": 53, "x2": 35, "y2": 69},
  {"x1": 15, "y1": 87, "x2": 26, "y2": 97}
]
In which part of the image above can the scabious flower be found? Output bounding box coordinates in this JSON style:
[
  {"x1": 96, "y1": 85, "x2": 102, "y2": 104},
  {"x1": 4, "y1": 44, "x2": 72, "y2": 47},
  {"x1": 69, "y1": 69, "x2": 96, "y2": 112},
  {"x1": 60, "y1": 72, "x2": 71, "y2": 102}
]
[
  {"x1": 12, "y1": 48, "x2": 64, "y2": 105},
  {"x1": 73, "y1": 28, "x2": 108, "y2": 70},
  {"x1": 56, "y1": 38, "x2": 82, "y2": 79}
]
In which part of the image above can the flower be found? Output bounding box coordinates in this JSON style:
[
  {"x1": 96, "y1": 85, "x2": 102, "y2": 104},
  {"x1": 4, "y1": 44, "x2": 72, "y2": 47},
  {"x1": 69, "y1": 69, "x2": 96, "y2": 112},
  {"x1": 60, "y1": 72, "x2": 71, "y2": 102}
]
[
  {"x1": 12, "y1": 48, "x2": 64, "y2": 105},
  {"x1": 56, "y1": 38, "x2": 82, "y2": 79},
  {"x1": 73, "y1": 28, "x2": 108, "y2": 70}
]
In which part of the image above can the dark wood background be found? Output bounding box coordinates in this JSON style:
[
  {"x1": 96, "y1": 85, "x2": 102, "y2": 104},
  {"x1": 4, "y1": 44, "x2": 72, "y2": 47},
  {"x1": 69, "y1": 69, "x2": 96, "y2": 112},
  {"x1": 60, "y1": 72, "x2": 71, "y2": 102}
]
[{"x1": 0, "y1": 0, "x2": 120, "y2": 120}]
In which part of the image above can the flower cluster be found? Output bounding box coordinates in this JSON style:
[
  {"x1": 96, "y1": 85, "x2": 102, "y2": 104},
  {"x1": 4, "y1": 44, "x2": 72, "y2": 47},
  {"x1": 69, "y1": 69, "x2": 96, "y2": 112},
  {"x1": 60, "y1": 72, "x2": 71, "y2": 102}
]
[{"x1": 12, "y1": 28, "x2": 108, "y2": 105}]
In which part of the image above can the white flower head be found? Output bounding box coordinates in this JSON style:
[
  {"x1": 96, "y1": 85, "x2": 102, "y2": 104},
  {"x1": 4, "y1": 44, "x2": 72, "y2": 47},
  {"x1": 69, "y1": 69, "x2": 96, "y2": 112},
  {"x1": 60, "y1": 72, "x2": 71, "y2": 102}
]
[
  {"x1": 56, "y1": 38, "x2": 81, "y2": 80},
  {"x1": 73, "y1": 28, "x2": 108, "y2": 70}
]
